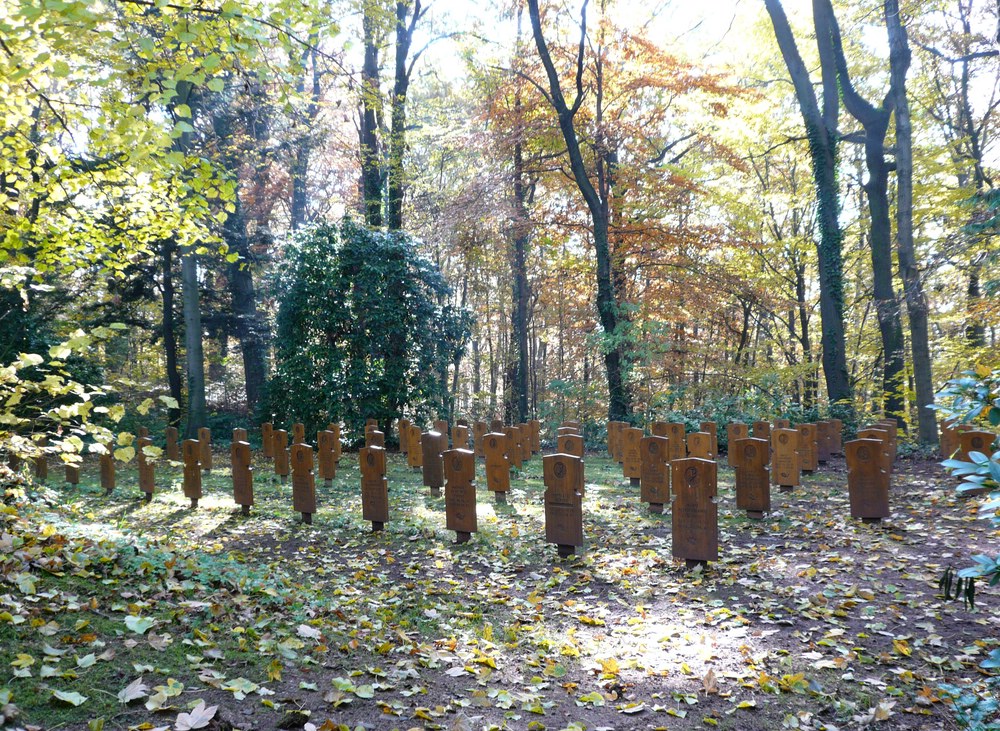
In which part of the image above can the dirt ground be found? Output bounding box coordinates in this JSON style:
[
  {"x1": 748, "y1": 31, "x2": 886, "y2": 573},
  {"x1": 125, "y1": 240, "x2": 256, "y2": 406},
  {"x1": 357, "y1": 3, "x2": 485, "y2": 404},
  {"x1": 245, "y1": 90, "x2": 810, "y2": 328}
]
[{"x1": 1, "y1": 448, "x2": 997, "y2": 731}]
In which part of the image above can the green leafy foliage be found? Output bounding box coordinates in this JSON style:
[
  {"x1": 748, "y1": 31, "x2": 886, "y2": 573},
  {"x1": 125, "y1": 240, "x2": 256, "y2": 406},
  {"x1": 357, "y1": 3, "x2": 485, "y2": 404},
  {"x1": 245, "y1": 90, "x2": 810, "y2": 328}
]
[{"x1": 265, "y1": 219, "x2": 472, "y2": 438}]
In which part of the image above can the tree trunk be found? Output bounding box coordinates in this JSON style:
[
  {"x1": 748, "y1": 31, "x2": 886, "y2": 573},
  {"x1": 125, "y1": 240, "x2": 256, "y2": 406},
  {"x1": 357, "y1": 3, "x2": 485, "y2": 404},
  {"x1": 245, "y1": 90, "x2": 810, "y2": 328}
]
[
  {"x1": 527, "y1": 0, "x2": 631, "y2": 420},
  {"x1": 181, "y1": 247, "x2": 207, "y2": 436},
  {"x1": 290, "y1": 47, "x2": 322, "y2": 231},
  {"x1": 360, "y1": 7, "x2": 384, "y2": 228},
  {"x1": 886, "y1": 0, "x2": 937, "y2": 444},
  {"x1": 161, "y1": 240, "x2": 183, "y2": 428},
  {"x1": 225, "y1": 195, "x2": 268, "y2": 414},
  {"x1": 387, "y1": 0, "x2": 423, "y2": 231},
  {"x1": 764, "y1": 0, "x2": 853, "y2": 411}
]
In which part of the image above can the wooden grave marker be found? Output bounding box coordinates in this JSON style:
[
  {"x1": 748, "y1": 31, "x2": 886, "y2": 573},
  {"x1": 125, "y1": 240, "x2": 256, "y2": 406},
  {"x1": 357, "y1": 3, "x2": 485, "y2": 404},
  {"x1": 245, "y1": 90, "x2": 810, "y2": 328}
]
[
  {"x1": 606, "y1": 421, "x2": 617, "y2": 457},
  {"x1": 846, "y1": 439, "x2": 889, "y2": 523},
  {"x1": 317, "y1": 430, "x2": 337, "y2": 486},
  {"x1": 562, "y1": 420, "x2": 582, "y2": 430},
  {"x1": 452, "y1": 424, "x2": 470, "y2": 450},
  {"x1": 273, "y1": 429, "x2": 290, "y2": 483},
  {"x1": 484, "y1": 432, "x2": 511, "y2": 503},
  {"x1": 857, "y1": 427, "x2": 893, "y2": 489},
  {"x1": 623, "y1": 427, "x2": 643, "y2": 486},
  {"x1": 366, "y1": 418, "x2": 378, "y2": 429},
  {"x1": 529, "y1": 419, "x2": 542, "y2": 454},
  {"x1": 557, "y1": 426, "x2": 578, "y2": 438},
  {"x1": 797, "y1": 424, "x2": 818, "y2": 474},
  {"x1": 939, "y1": 419, "x2": 960, "y2": 459},
  {"x1": 517, "y1": 424, "x2": 531, "y2": 463},
  {"x1": 958, "y1": 430, "x2": 995, "y2": 462},
  {"x1": 700, "y1": 421, "x2": 718, "y2": 458},
  {"x1": 473, "y1": 421, "x2": 488, "y2": 457},
  {"x1": 490, "y1": 418, "x2": 504, "y2": 433},
  {"x1": 505, "y1": 427, "x2": 523, "y2": 469},
  {"x1": 137, "y1": 426, "x2": 149, "y2": 439},
  {"x1": 671, "y1": 458, "x2": 718, "y2": 567},
  {"x1": 434, "y1": 420, "x2": 449, "y2": 444},
  {"x1": 360, "y1": 446, "x2": 389, "y2": 531},
  {"x1": 166, "y1": 427, "x2": 180, "y2": 460},
  {"x1": 181, "y1": 439, "x2": 202, "y2": 508},
  {"x1": 398, "y1": 418, "x2": 411, "y2": 454},
  {"x1": 291, "y1": 443, "x2": 317, "y2": 524},
  {"x1": 366, "y1": 429, "x2": 385, "y2": 448},
  {"x1": 261, "y1": 422, "x2": 274, "y2": 458},
  {"x1": 100, "y1": 444, "x2": 115, "y2": 496},
  {"x1": 771, "y1": 428, "x2": 800, "y2": 491},
  {"x1": 752, "y1": 421, "x2": 771, "y2": 442},
  {"x1": 421, "y1": 429, "x2": 446, "y2": 497},
  {"x1": 292, "y1": 423, "x2": 305, "y2": 445},
  {"x1": 650, "y1": 421, "x2": 669, "y2": 438},
  {"x1": 232, "y1": 440, "x2": 253, "y2": 515},
  {"x1": 773, "y1": 418, "x2": 791, "y2": 430},
  {"x1": 875, "y1": 419, "x2": 899, "y2": 463},
  {"x1": 640, "y1": 435, "x2": 670, "y2": 513},
  {"x1": 65, "y1": 462, "x2": 80, "y2": 486},
  {"x1": 612, "y1": 421, "x2": 626, "y2": 463},
  {"x1": 733, "y1": 437, "x2": 770, "y2": 519},
  {"x1": 407, "y1": 425, "x2": 423, "y2": 469},
  {"x1": 815, "y1": 421, "x2": 831, "y2": 464},
  {"x1": 443, "y1": 448, "x2": 477, "y2": 543},
  {"x1": 557, "y1": 433, "x2": 586, "y2": 496},
  {"x1": 197, "y1": 427, "x2": 212, "y2": 473},
  {"x1": 137, "y1": 437, "x2": 155, "y2": 500},
  {"x1": 233, "y1": 428, "x2": 248, "y2": 443},
  {"x1": 687, "y1": 432, "x2": 712, "y2": 460},
  {"x1": 726, "y1": 423, "x2": 749, "y2": 467},
  {"x1": 666, "y1": 423, "x2": 686, "y2": 461},
  {"x1": 543, "y1": 453, "x2": 584, "y2": 557},
  {"x1": 327, "y1": 423, "x2": 342, "y2": 463},
  {"x1": 829, "y1": 418, "x2": 844, "y2": 454}
]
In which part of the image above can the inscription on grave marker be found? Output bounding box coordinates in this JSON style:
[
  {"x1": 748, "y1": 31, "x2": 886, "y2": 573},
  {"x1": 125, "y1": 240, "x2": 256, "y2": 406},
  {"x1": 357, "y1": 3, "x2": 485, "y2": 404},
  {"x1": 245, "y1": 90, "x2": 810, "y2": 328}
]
[
  {"x1": 640, "y1": 435, "x2": 670, "y2": 513},
  {"x1": 444, "y1": 449, "x2": 477, "y2": 543},
  {"x1": 360, "y1": 446, "x2": 388, "y2": 531},
  {"x1": 671, "y1": 458, "x2": 718, "y2": 565},
  {"x1": 543, "y1": 453, "x2": 584, "y2": 557}
]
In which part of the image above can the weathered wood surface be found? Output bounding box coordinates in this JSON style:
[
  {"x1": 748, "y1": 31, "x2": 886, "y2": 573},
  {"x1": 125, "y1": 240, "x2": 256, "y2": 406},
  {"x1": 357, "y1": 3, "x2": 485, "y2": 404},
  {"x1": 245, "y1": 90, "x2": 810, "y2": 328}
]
[
  {"x1": 543, "y1": 453, "x2": 584, "y2": 555},
  {"x1": 726, "y1": 423, "x2": 749, "y2": 467},
  {"x1": 444, "y1": 448, "x2": 477, "y2": 542},
  {"x1": 686, "y1": 432, "x2": 712, "y2": 460},
  {"x1": 733, "y1": 437, "x2": 770, "y2": 518},
  {"x1": 360, "y1": 446, "x2": 389, "y2": 530},
  {"x1": 232, "y1": 440, "x2": 254, "y2": 514},
  {"x1": 771, "y1": 428, "x2": 800, "y2": 489},
  {"x1": 671, "y1": 458, "x2": 718, "y2": 564},
  {"x1": 422, "y1": 430, "x2": 446, "y2": 495},
  {"x1": 640, "y1": 435, "x2": 670, "y2": 512},
  {"x1": 846, "y1": 438, "x2": 889, "y2": 521},
  {"x1": 291, "y1": 443, "x2": 317, "y2": 522},
  {"x1": 797, "y1": 424, "x2": 818, "y2": 473},
  {"x1": 182, "y1": 439, "x2": 202, "y2": 506},
  {"x1": 198, "y1": 427, "x2": 212, "y2": 473},
  {"x1": 483, "y1": 432, "x2": 511, "y2": 497}
]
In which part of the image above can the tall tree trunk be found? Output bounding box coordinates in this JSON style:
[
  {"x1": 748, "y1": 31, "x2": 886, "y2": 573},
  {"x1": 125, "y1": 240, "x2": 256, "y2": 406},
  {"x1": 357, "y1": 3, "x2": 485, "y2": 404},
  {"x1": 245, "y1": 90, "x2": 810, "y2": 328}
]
[
  {"x1": 225, "y1": 195, "x2": 268, "y2": 414},
  {"x1": 290, "y1": 47, "x2": 322, "y2": 231},
  {"x1": 161, "y1": 240, "x2": 183, "y2": 428},
  {"x1": 360, "y1": 7, "x2": 384, "y2": 228},
  {"x1": 820, "y1": 0, "x2": 906, "y2": 424},
  {"x1": 181, "y1": 248, "x2": 207, "y2": 436},
  {"x1": 387, "y1": 0, "x2": 424, "y2": 231},
  {"x1": 527, "y1": 0, "x2": 631, "y2": 420},
  {"x1": 886, "y1": 0, "x2": 937, "y2": 444},
  {"x1": 764, "y1": 0, "x2": 853, "y2": 411}
]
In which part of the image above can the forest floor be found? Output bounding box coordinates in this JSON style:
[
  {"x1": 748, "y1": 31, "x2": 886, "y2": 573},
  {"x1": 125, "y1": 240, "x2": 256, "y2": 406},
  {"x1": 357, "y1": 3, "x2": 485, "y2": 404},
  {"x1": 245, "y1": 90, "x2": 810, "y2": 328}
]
[{"x1": 0, "y1": 448, "x2": 997, "y2": 731}]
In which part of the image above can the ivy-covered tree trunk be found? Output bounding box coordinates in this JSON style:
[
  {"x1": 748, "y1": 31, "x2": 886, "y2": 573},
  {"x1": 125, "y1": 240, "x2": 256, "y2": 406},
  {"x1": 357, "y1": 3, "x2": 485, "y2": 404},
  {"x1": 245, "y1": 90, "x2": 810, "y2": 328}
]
[
  {"x1": 386, "y1": 0, "x2": 424, "y2": 231},
  {"x1": 360, "y1": 7, "x2": 384, "y2": 228},
  {"x1": 886, "y1": 0, "x2": 936, "y2": 444},
  {"x1": 764, "y1": 0, "x2": 853, "y2": 410}
]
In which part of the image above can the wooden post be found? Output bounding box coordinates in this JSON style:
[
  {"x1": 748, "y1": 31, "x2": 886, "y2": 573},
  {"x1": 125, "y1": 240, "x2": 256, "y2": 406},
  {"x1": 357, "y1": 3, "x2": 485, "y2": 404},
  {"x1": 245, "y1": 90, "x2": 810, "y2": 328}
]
[
  {"x1": 197, "y1": 427, "x2": 212, "y2": 473},
  {"x1": 771, "y1": 428, "x2": 800, "y2": 492},
  {"x1": 686, "y1": 432, "x2": 712, "y2": 460},
  {"x1": 726, "y1": 423, "x2": 749, "y2": 467},
  {"x1": 137, "y1": 437, "x2": 155, "y2": 501},
  {"x1": 231, "y1": 440, "x2": 254, "y2": 515},
  {"x1": 273, "y1": 429, "x2": 289, "y2": 484},
  {"x1": 317, "y1": 430, "x2": 337, "y2": 486},
  {"x1": 181, "y1": 439, "x2": 202, "y2": 508},
  {"x1": 407, "y1": 425, "x2": 423, "y2": 470},
  {"x1": 360, "y1": 445, "x2": 388, "y2": 531},
  {"x1": 261, "y1": 422, "x2": 274, "y2": 458},
  {"x1": 733, "y1": 437, "x2": 770, "y2": 519},
  {"x1": 484, "y1": 432, "x2": 511, "y2": 503},
  {"x1": 622, "y1": 427, "x2": 643, "y2": 486},
  {"x1": 421, "y1": 429, "x2": 445, "y2": 497},
  {"x1": 543, "y1": 453, "x2": 584, "y2": 557},
  {"x1": 444, "y1": 448, "x2": 477, "y2": 543},
  {"x1": 640, "y1": 435, "x2": 670, "y2": 513},
  {"x1": 671, "y1": 458, "x2": 718, "y2": 568},
  {"x1": 797, "y1": 424, "x2": 818, "y2": 474},
  {"x1": 700, "y1": 422, "x2": 718, "y2": 459},
  {"x1": 846, "y1": 439, "x2": 889, "y2": 523},
  {"x1": 291, "y1": 443, "x2": 317, "y2": 524}
]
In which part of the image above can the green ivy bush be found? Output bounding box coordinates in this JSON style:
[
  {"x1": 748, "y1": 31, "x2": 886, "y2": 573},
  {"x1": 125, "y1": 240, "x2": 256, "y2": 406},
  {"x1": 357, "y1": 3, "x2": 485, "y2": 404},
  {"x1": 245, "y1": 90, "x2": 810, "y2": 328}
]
[{"x1": 263, "y1": 219, "x2": 472, "y2": 442}]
